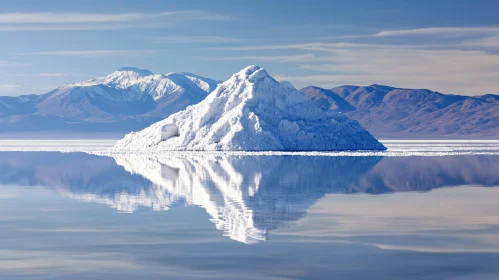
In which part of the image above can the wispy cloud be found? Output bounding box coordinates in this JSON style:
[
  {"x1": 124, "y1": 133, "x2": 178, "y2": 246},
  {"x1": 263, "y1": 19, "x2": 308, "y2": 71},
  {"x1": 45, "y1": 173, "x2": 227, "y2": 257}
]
[
  {"x1": 157, "y1": 35, "x2": 243, "y2": 44},
  {"x1": 209, "y1": 42, "x2": 384, "y2": 52},
  {"x1": 0, "y1": 84, "x2": 21, "y2": 89},
  {"x1": 0, "y1": 23, "x2": 161, "y2": 31},
  {"x1": 0, "y1": 12, "x2": 147, "y2": 24},
  {"x1": 462, "y1": 35, "x2": 499, "y2": 48},
  {"x1": 23, "y1": 49, "x2": 157, "y2": 57},
  {"x1": 37, "y1": 73, "x2": 67, "y2": 77},
  {"x1": 0, "y1": 11, "x2": 233, "y2": 24},
  {"x1": 374, "y1": 26, "x2": 499, "y2": 37},
  {"x1": 206, "y1": 53, "x2": 316, "y2": 63},
  {"x1": 0, "y1": 60, "x2": 29, "y2": 67},
  {"x1": 171, "y1": 10, "x2": 235, "y2": 21},
  {"x1": 329, "y1": 26, "x2": 499, "y2": 39},
  {"x1": 0, "y1": 11, "x2": 234, "y2": 31}
]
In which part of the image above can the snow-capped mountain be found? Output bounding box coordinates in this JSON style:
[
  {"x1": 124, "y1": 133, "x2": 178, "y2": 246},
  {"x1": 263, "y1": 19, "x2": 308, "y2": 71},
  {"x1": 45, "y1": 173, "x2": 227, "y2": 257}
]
[
  {"x1": 0, "y1": 67, "x2": 219, "y2": 133},
  {"x1": 71, "y1": 67, "x2": 218, "y2": 102},
  {"x1": 302, "y1": 85, "x2": 499, "y2": 139},
  {"x1": 37, "y1": 67, "x2": 219, "y2": 119},
  {"x1": 114, "y1": 66, "x2": 386, "y2": 151}
]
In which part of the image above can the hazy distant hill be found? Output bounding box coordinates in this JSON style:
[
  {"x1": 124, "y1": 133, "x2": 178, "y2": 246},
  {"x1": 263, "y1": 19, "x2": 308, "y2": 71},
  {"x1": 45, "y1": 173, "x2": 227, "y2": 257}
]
[
  {"x1": 302, "y1": 85, "x2": 499, "y2": 139},
  {"x1": 299, "y1": 86, "x2": 356, "y2": 113},
  {"x1": 0, "y1": 95, "x2": 38, "y2": 117}
]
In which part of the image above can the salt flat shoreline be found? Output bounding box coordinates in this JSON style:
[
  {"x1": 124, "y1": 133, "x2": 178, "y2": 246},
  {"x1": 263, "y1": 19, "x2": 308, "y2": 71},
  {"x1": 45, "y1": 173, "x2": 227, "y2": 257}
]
[{"x1": 0, "y1": 139, "x2": 499, "y2": 157}]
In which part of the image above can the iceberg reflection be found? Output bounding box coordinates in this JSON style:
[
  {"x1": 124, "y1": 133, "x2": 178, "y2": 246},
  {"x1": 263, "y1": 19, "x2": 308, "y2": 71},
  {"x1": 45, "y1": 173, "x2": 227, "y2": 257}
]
[{"x1": 112, "y1": 154, "x2": 381, "y2": 243}]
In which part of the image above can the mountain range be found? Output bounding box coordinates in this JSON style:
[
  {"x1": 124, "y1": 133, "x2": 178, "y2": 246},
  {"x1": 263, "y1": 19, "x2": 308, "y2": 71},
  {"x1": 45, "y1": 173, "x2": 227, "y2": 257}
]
[
  {"x1": 1, "y1": 66, "x2": 498, "y2": 139},
  {"x1": 0, "y1": 67, "x2": 218, "y2": 135},
  {"x1": 302, "y1": 85, "x2": 499, "y2": 139}
]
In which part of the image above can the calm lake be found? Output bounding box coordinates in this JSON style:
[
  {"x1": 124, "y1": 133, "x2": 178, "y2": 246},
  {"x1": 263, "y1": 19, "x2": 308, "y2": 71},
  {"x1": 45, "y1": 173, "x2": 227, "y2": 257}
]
[{"x1": 1, "y1": 141, "x2": 499, "y2": 279}]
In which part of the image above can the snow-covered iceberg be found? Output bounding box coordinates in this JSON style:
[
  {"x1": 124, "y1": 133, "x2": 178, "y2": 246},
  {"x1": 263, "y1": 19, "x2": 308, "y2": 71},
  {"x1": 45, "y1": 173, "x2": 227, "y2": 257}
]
[{"x1": 114, "y1": 66, "x2": 386, "y2": 151}]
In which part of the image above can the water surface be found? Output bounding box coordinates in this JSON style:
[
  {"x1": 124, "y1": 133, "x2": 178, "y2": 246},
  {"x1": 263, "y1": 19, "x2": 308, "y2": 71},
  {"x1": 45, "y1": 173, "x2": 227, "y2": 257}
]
[{"x1": 1, "y1": 143, "x2": 499, "y2": 279}]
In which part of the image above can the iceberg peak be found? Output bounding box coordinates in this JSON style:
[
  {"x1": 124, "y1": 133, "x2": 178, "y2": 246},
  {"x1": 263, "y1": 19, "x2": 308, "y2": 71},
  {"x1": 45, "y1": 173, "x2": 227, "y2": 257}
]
[
  {"x1": 239, "y1": 65, "x2": 262, "y2": 75},
  {"x1": 233, "y1": 65, "x2": 274, "y2": 84}
]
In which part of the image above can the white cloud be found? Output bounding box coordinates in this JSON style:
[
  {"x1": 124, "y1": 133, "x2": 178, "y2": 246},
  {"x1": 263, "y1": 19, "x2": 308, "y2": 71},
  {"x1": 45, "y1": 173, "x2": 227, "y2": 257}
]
[
  {"x1": 0, "y1": 60, "x2": 28, "y2": 67},
  {"x1": 330, "y1": 26, "x2": 499, "y2": 39},
  {"x1": 0, "y1": 11, "x2": 233, "y2": 24},
  {"x1": 0, "y1": 12, "x2": 147, "y2": 24},
  {"x1": 206, "y1": 53, "x2": 316, "y2": 63},
  {"x1": 463, "y1": 35, "x2": 499, "y2": 48},
  {"x1": 158, "y1": 10, "x2": 235, "y2": 21},
  {"x1": 0, "y1": 61, "x2": 11, "y2": 67},
  {"x1": 0, "y1": 23, "x2": 153, "y2": 31},
  {"x1": 0, "y1": 84, "x2": 21, "y2": 89},
  {"x1": 210, "y1": 42, "x2": 385, "y2": 52},
  {"x1": 37, "y1": 73, "x2": 67, "y2": 77},
  {"x1": 0, "y1": 11, "x2": 234, "y2": 31},
  {"x1": 157, "y1": 35, "x2": 243, "y2": 44},
  {"x1": 23, "y1": 49, "x2": 157, "y2": 57},
  {"x1": 375, "y1": 26, "x2": 499, "y2": 37}
]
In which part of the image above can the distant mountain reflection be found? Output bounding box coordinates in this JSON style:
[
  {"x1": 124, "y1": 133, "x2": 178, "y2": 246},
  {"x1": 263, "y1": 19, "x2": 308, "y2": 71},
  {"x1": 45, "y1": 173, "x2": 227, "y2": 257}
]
[{"x1": 0, "y1": 152, "x2": 499, "y2": 243}]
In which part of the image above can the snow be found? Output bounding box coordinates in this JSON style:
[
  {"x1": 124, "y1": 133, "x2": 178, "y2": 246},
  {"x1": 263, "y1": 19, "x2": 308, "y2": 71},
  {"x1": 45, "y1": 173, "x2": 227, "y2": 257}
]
[
  {"x1": 160, "y1": 122, "x2": 179, "y2": 141},
  {"x1": 62, "y1": 67, "x2": 218, "y2": 102},
  {"x1": 114, "y1": 66, "x2": 386, "y2": 151},
  {"x1": 181, "y1": 72, "x2": 221, "y2": 92},
  {"x1": 116, "y1": 67, "x2": 153, "y2": 76}
]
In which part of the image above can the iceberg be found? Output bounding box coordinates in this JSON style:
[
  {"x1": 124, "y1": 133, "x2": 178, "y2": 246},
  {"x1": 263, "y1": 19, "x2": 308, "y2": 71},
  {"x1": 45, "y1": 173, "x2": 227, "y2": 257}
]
[{"x1": 114, "y1": 66, "x2": 386, "y2": 151}]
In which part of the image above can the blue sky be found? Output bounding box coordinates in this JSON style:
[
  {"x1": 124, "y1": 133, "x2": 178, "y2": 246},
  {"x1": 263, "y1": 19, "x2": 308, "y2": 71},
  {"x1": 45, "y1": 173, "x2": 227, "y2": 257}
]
[{"x1": 1, "y1": 0, "x2": 499, "y2": 96}]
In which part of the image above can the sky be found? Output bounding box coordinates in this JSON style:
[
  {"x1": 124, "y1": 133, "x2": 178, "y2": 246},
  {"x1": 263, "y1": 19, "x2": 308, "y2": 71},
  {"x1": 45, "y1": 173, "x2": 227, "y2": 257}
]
[{"x1": 1, "y1": 0, "x2": 499, "y2": 96}]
